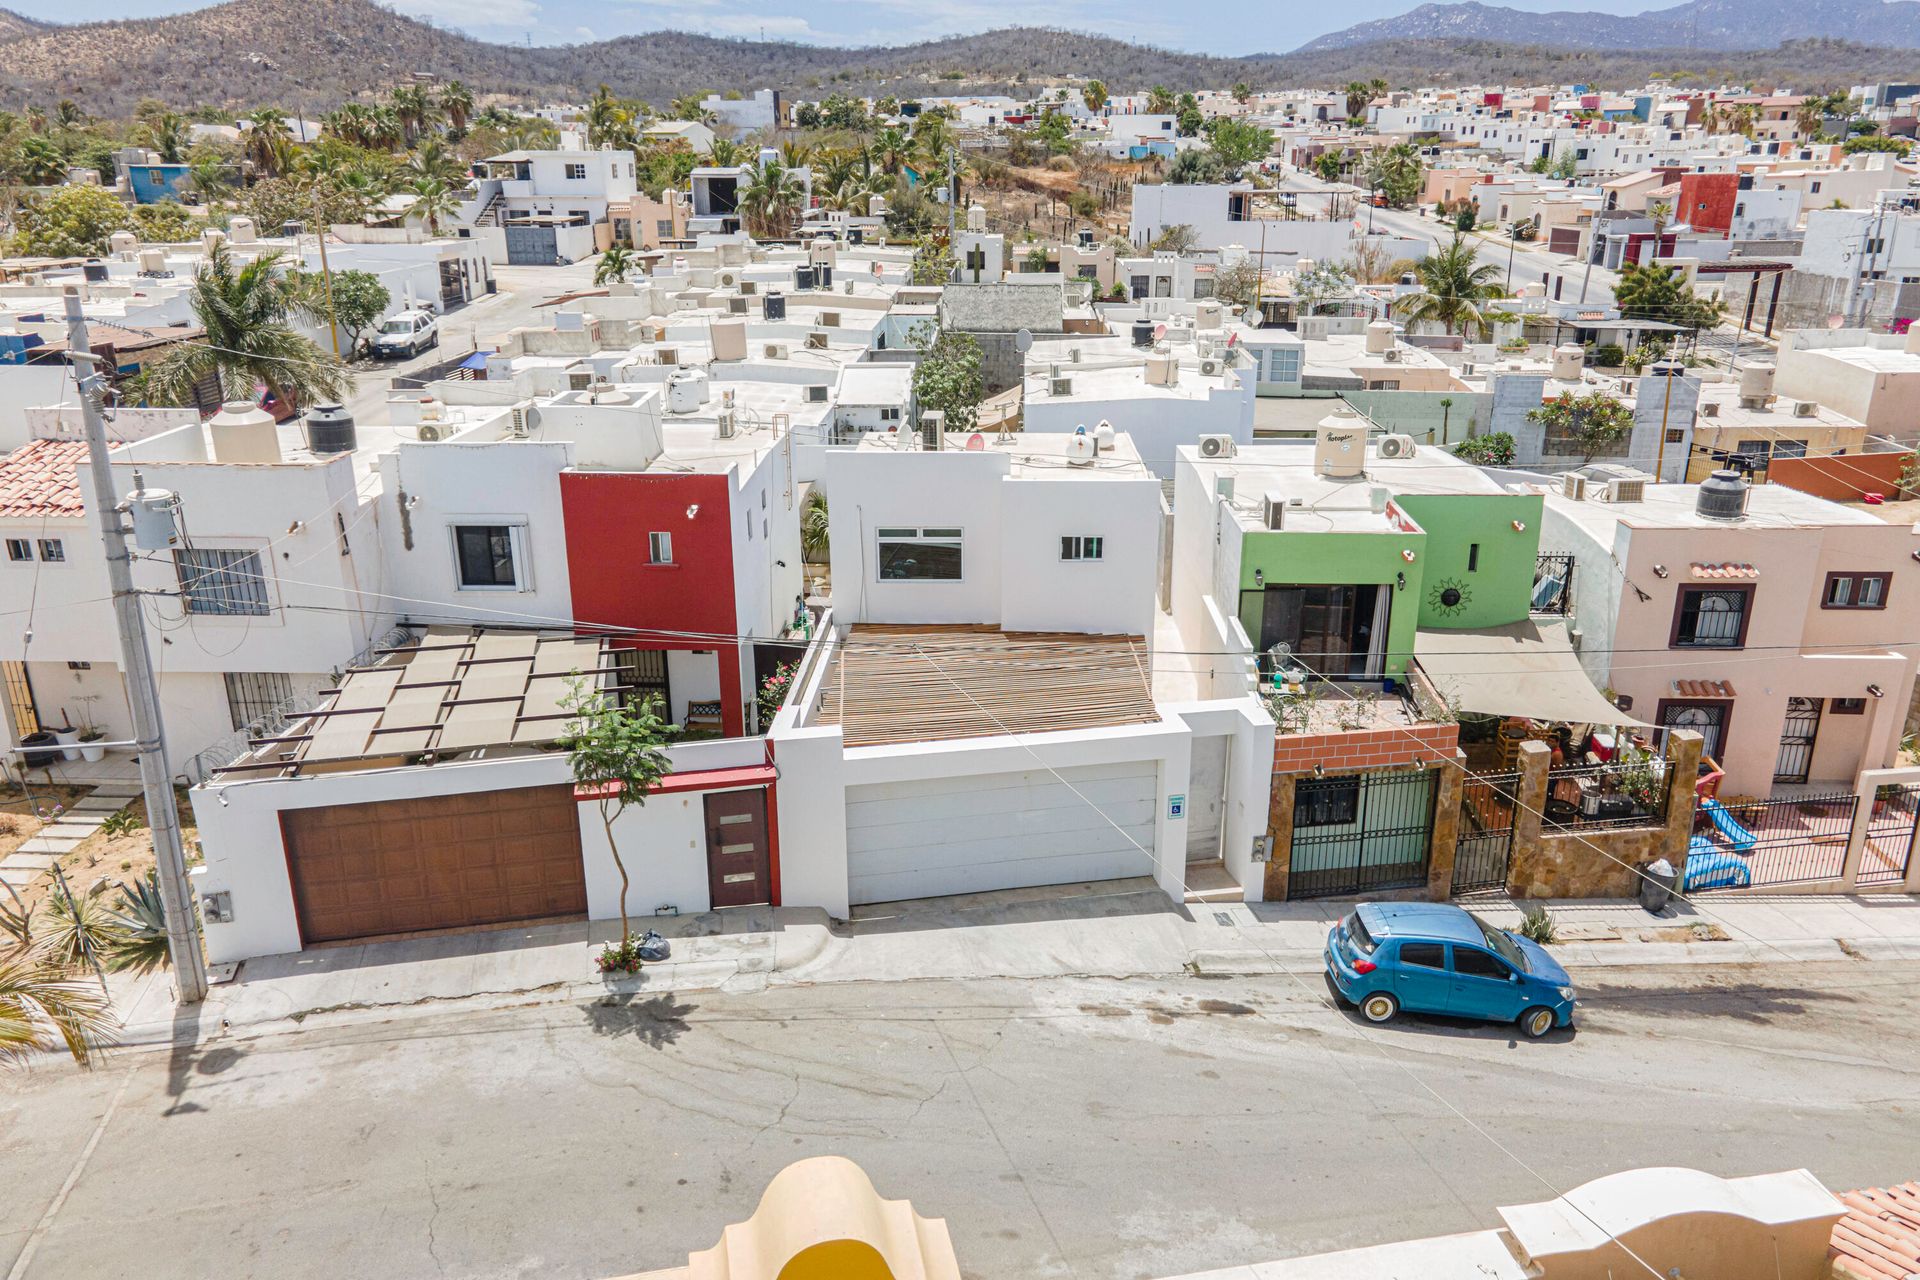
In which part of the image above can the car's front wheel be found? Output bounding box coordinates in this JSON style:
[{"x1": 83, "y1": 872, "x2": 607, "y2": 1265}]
[
  {"x1": 1520, "y1": 1006, "x2": 1557, "y2": 1039},
  {"x1": 1360, "y1": 992, "x2": 1398, "y2": 1025}
]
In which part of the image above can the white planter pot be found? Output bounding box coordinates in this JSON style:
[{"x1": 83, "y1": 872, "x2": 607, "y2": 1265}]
[
  {"x1": 53, "y1": 728, "x2": 81, "y2": 761},
  {"x1": 79, "y1": 742, "x2": 106, "y2": 763}
]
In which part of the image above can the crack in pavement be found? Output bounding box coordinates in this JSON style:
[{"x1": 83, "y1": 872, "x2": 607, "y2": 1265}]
[{"x1": 422, "y1": 1159, "x2": 447, "y2": 1276}]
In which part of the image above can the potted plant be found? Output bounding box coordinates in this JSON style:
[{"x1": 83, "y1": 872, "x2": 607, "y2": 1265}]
[
  {"x1": 51, "y1": 720, "x2": 81, "y2": 762},
  {"x1": 75, "y1": 695, "x2": 106, "y2": 762}
]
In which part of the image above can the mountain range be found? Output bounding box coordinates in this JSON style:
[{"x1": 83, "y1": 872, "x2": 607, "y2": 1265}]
[
  {"x1": 1302, "y1": 0, "x2": 1920, "y2": 53},
  {"x1": 0, "y1": 0, "x2": 1918, "y2": 116}
]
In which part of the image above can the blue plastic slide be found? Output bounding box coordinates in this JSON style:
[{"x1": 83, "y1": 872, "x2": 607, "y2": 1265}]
[
  {"x1": 1698, "y1": 796, "x2": 1758, "y2": 854},
  {"x1": 1684, "y1": 835, "x2": 1753, "y2": 891}
]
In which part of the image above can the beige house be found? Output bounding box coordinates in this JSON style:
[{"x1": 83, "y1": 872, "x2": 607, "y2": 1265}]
[
  {"x1": 626, "y1": 188, "x2": 690, "y2": 250},
  {"x1": 1775, "y1": 327, "x2": 1920, "y2": 441}
]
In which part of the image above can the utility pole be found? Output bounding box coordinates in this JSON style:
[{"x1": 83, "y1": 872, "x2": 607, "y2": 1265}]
[
  {"x1": 1653, "y1": 359, "x2": 1677, "y2": 483},
  {"x1": 946, "y1": 146, "x2": 958, "y2": 247},
  {"x1": 62, "y1": 287, "x2": 208, "y2": 1005},
  {"x1": 312, "y1": 190, "x2": 342, "y2": 359}
]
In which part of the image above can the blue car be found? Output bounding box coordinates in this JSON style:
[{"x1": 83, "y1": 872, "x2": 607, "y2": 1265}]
[{"x1": 1325, "y1": 902, "x2": 1577, "y2": 1039}]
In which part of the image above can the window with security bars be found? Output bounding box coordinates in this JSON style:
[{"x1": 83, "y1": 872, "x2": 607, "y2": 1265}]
[
  {"x1": 174, "y1": 548, "x2": 270, "y2": 616},
  {"x1": 224, "y1": 671, "x2": 293, "y2": 732},
  {"x1": 1671, "y1": 586, "x2": 1750, "y2": 648}
]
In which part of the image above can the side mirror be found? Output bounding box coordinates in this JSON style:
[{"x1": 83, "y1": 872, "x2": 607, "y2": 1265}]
[{"x1": 1508, "y1": 972, "x2": 1521, "y2": 983}]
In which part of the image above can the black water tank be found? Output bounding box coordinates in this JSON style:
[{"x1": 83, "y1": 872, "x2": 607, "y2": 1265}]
[
  {"x1": 817, "y1": 265, "x2": 833, "y2": 289},
  {"x1": 794, "y1": 265, "x2": 815, "y2": 291},
  {"x1": 305, "y1": 403, "x2": 358, "y2": 454},
  {"x1": 763, "y1": 292, "x2": 787, "y2": 321},
  {"x1": 1696, "y1": 469, "x2": 1749, "y2": 521},
  {"x1": 82, "y1": 260, "x2": 108, "y2": 282},
  {"x1": 1131, "y1": 320, "x2": 1154, "y2": 347},
  {"x1": 281, "y1": 221, "x2": 304, "y2": 238}
]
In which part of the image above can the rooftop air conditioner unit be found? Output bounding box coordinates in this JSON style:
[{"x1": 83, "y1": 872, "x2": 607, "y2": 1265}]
[
  {"x1": 717, "y1": 271, "x2": 737, "y2": 288},
  {"x1": 1200, "y1": 357, "x2": 1224, "y2": 377},
  {"x1": 568, "y1": 371, "x2": 593, "y2": 391},
  {"x1": 739, "y1": 279, "x2": 757, "y2": 295},
  {"x1": 762, "y1": 342, "x2": 789, "y2": 360},
  {"x1": 416, "y1": 421, "x2": 451, "y2": 443},
  {"x1": 1376, "y1": 433, "x2": 1417, "y2": 459},
  {"x1": 805, "y1": 329, "x2": 830, "y2": 350},
  {"x1": 1262, "y1": 492, "x2": 1287, "y2": 530},
  {"x1": 1383, "y1": 349, "x2": 1402, "y2": 363},
  {"x1": 728, "y1": 296, "x2": 749, "y2": 315},
  {"x1": 1197, "y1": 434, "x2": 1237, "y2": 459},
  {"x1": 1699, "y1": 401, "x2": 1720, "y2": 417},
  {"x1": 1051, "y1": 375, "x2": 1074, "y2": 396},
  {"x1": 508, "y1": 405, "x2": 535, "y2": 439},
  {"x1": 805, "y1": 385, "x2": 829, "y2": 403},
  {"x1": 716, "y1": 408, "x2": 737, "y2": 439},
  {"x1": 920, "y1": 409, "x2": 946, "y2": 450},
  {"x1": 1605, "y1": 477, "x2": 1646, "y2": 503},
  {"x1": 820, "y1": 310, "x2": 842, "y2": 327},
  {"x1": 1560, "y1": 472, "x2": 1588, "y2": 501},
  {"x1": 1792, "y1": 400, "x2": 1818, "y2": 418}
]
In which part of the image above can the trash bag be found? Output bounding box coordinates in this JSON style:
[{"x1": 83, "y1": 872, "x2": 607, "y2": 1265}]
[
  {"x1": 636, "y1": 930, "x2": 672, "y2": 963},
  {"x1": 1638, "y1": 858, "x2": 1677, "y2": 914}
]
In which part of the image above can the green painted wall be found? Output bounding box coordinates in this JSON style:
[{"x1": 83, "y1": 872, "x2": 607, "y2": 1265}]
[
  {"x1": 1236, "y1": 527, "x2": 1428, "y2": 676},
  {"x1": 1393, "y1": 492, "x2": 1545, "y2": 630},
  {"x1": 1340, "y1": 390, "x2": 1497, "y2": 447}
]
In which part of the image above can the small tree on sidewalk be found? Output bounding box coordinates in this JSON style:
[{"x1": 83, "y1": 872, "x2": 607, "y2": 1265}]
[{"x1": 564, "y1": 678, "x2": 671, "y2": 963}]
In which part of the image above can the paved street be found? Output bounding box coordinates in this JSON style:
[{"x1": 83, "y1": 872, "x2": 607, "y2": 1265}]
[{"x1": 6, "y1": 959, "x2": 1918, "y2": 1279}]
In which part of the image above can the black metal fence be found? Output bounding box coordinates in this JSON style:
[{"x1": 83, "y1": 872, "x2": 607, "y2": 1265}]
[
  {"x1": 1544, "y1": 758, "x2": 1671, "y2": 831},
  {"x1": 1453, "y1": 770, "x2": 1519, "y2": 895},
  {"x1": 1289, "y1": 769, "x2": 1437, "y2": 900},
  {"x1": 1700, "y1": 792, "x2": 1858, "y2": 889},
  {"x1": 1532, "y1": 553, "x2": 1574, "y2": 616},
  {"x1": 1860, "y1": 784, "x2": 1920, "y2": 887}
]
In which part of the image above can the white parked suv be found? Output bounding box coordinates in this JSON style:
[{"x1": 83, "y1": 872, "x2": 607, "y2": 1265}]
[{"x1": 371, "y1": 309, "x2": 440, "y2": 359}]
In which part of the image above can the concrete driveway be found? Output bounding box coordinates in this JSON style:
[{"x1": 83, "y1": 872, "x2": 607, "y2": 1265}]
[{"x1": 5, "y1": 960, "x2": 1918, "y2": 1279}]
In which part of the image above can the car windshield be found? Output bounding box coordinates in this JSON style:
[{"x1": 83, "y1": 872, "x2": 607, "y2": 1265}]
[
  {"x1": 380, "y1": 319, "x2": 414, "y2": 334},
  {"x1": 1343, "y1": 912, "x2": 1376, "y2": 956},
  {"x1": 1468, "y1": 912, "x2": 1528, "y2": 971}
]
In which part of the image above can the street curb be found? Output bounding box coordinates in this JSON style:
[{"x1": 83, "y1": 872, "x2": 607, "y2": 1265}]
[{"x1": 1187, "y1": 935, "x2": 1920, "y2": 978}]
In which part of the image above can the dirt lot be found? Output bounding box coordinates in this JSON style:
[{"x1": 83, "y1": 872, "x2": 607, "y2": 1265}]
[
  {"x1": 0, "y1": 781, "x2": 86, "y2": 862},
  {"x1": 4, "y1": 785, "x2": 196, "y2": 915}
]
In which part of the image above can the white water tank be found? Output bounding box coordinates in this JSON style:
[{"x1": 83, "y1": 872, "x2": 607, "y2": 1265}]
[
  {"x1": 666, "y1": 368, "x2": 711, "y2": 414},
  {"x1": 1195, "y1": 300, "x2": 1224, "y2": 330},
  {"x1": 1738, "y1": 362, "x2": 1776, "y2": 405},
  {"x1": 1093, "y1": 419, "x2": 1116, "y2": 452},
  {"x1": 207, "y1": 401, "x2": 282, "y2": 465},
  {"x1": 966, "y1": 203, "x2": 987, "y2": 233},
  {"x1": 809, "y1": 236, "x2": 837, "y2": 268},
  {"x1": 1314, "y1": 408, "x2": 1366, "y2": 479},
  {"x1": 228, "y1": 216, "x2": 257, "y2": 244},
  {"x1": 1365, "y1": 321, "x2": 1395, "y2": 354},
  {"x1": 137, "y1": 248, "x2": 168, "y2": 274},
  {"x1": 108, "y1": 230, "x2": 137, "y2": 258},
  {"x1": 1552, "y1": 343, "x2": 1585, "y2": 380},
  {"x1": 201, "y1": 228, "x2": 227, "y2": 254}
]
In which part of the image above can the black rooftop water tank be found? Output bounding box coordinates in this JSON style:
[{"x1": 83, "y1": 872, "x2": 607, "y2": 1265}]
[{"x1": 305, "y1": 403, "x2": 358, "y2": 455}]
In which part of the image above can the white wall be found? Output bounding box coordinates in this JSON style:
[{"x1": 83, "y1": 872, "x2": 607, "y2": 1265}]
[
  {"x1": 827, "y1": 447, "x2": 1006, "y2": 625},
  {"x1": 1022, "y1": 383, "x2": 1254, "y2": 480},
  {"x1": 999, "y1": 474, "x2": 1161, "y2": 635}
]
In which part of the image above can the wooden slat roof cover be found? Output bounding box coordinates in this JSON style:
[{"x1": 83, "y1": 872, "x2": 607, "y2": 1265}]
[
  {"x1": 285, "y1": 627, "x2": 607, "y2": 770},
  {"x1": 814, "y1": 624, "x2": 1158, "y2": 749}
]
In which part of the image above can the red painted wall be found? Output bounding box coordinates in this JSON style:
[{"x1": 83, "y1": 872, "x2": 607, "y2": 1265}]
[
  {"x1": 1678, "y1": 172, "x2": 1738, "y2": 235},
  {"x1": 559, "y1": 470, "x2": 747, "y2": 737},
  {"x1": 1768, "y1": 452, "x2": 1907, "y2": 503}
]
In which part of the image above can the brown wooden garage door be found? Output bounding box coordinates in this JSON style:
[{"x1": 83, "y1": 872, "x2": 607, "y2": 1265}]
[{"x1": 284, "y1": 786, "x2": 587, "y2": 944}]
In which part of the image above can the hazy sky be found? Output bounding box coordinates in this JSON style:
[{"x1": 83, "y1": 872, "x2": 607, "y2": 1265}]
[{"x1": 17, "y1": 0, "x2": 1656, "y2": 54}]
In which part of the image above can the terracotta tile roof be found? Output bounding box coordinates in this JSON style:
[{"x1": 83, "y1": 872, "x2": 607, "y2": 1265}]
[
  {"x1": 1672, "y1": 678, "x2": 1737, "y2": 699},
  {"x1": 0, "y1": 439, "x2": 92, "y2": 520},
  {"x1": 1691, "y1": 562, "x2": 1759, "y2": 580},
  {"x1": 1831, "y1": 1183, "x2": 1920, "y2": 1280}
]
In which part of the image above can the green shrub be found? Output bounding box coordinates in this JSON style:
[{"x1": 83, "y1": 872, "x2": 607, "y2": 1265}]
[
  {"x1": 1519, "y1": 906, "x2": 1558, "y2": 944},
  {"x1": 1591, "y1": 343, "x2": 1626, "y2": 367},
  {"x1": 1452, "y1": 432, "x2": 1516, "y2": 466}
]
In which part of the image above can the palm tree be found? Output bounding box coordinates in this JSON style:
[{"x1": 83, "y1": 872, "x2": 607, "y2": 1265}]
[
  {"x1": 777, "y1": 138, "x2": 814, "y2": 170},
  {"x1": 1793, "y1": 99, "x2": 1824, "y2": 140},
  {"x1": 244, "y1": 109, "x2": 293, "y2": 177},
  {"x1": 1146, "y1": 85, "x2": 1175, "y2": 115},
  {"x1": 1083, "y1": 80, "x2": 1109, "y2": 115},
  {"x1": 389, "y1": 84, "x2": 439, "y2": 146},
  {"x1": 137, "y1": 110, "x2": 189, "y2": 163},
  {"x1": 704, "y1": 137, "x2": 745, "y2": 167},
  {"x1": 595, "y1": 244, "x2": 637, "y2": 285},
  {"x1": 1648, "y1": 198, "x2": 1673, "y2": 238},
  {"x1": 911, "y1": 111, "x2": 951, "y2": 165},
  {"x1": 869, "y1": 126, "x2": 912, "y2": 175},
  {"x1": 1700, "y1": 99, "x2": 1722, "y2": 135},
  {"x1": 472, "y1": 105, "x2": 514, "y2": 133},
  {"x1": 23, "y1": 105, "x2": 46, "y2": 135},
  {"x1": 585, "y1": 85, "x2": 631, "y2": 151},
  {"x1": 1727, "y1": 103, "x2": 1758, "y2": 139},
  {"x1": 53, "y1": 99, "x2": 84, "y2": 130},
  {"x1": 739, "y1": 158, "x2": 804, "y2": 239},
  {"x1": 1395, "y1": 233, "x2": 1507, "y2": 340},
  {"x1": 0, "y1": 946, "x2": 114, "y2": 1066},
  {"x1": 405, "y1": 137, "x2": 467, "y2": 190},
  {"x1": 1231, "y1": 82, "x2": 1253, "y2": 105},
  {"x1": 801, "y1": 490, "x2": 829, "y2": 562},
  {"x1": 137, "y1": 244, "x2": 348, "y2": 411},
  {"x1": 8, "y1": 136, "x2": 66, "y2": 185},
  {"x1": 814, "y1": 147, "x2": 862, "y2": 193},
  {"x1": 408, "y1": 177, "x2": 459, "y2": 234},
  {"x1": 366, "y1": 106, "x2": 404, "y2": 152},
  {"x1": 440, "y1": 81, "x2": 475, "y2": 137},
  {"x1": 186, "y1": 155, "x2": 233, "y2": 204}
]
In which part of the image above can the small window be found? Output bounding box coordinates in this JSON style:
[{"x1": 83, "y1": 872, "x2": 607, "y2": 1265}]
[
  {"x1": 37, "y1": 539, "x2": 64, "y2": 563},
  {"x1": 1399, "y1": 942, "x2": 1446, "y2": 970},
  {"x1": 877, "y1": 527, "x2": 963, "y2": 581},
  {"x1": 565, "y1": 162, "x2": 587, "y2": 179},
  {"x1": 1824, "y1": 572, "x2": 1889, "y2": 610},
  {"x1": 1452, "y1": 947, "x2": 1510, "y2": 980},
  {"x1": 1673, "y1": 586, "x2": 1750, "y2": 649},
  {"x1": 1665, "y1": 427, "x2": 1685, "y2": 444},
  {"x1": 453, "y1": 525, "x2": 518, "y2": 589},
  {"x1": 1467, "y1": 543, "x2": 1479, "y2": 572},
  {"x1": 1295, "y1": 775, "x2": 1360, "y2": 827},
  {"x1": 1773, "y1": 439, "x2": 1807, "y2": 459},
  {"x1": 1060, "y1": 536, "x2": 1104, "y2": 562},
  {"x1": 1832, "y1": 697, "x2": 1868, "y2": 715},
  {"x1": 5, "y1": 538, "x2": 29, "y2": 562},
  {"x1": 648, "y1": 531, "x2": 673, "y2": 564},
  {"x1": 174, "y1": 547, "x2": 270, "y2": 616}
]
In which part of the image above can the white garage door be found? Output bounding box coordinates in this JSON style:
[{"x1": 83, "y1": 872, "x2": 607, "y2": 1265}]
[{"x1": 846, "y1": 762, "x2": 1159, "y2": 906}]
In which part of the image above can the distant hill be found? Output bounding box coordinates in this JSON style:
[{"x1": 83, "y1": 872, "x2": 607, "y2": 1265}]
[
  {"x1": 1300, "y1": 0, "x2": 1920, "y2": 53},
  {"x1": 0, "y1": 0, "x2": 1916, "y2": 116}
]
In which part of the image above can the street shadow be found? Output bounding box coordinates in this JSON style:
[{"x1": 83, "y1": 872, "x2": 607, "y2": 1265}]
[
  {"x1": 582, "y1": 991, "x2": 695, "y2": 1049},
  {"x1": 1323, "y1": 973, "x2": 1577, "y2": 1044},
  {"x1": 1576, "y1": 979, "x2": 1859, "y2": 1026},
  {"x1": 838, "y1": 877, "x2": 1174, "y2": 938}
]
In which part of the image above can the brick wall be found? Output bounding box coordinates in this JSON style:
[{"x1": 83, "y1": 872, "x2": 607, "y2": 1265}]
[{"x1": 1271, "y1": 723, "x2": 1460, "y2": 775}]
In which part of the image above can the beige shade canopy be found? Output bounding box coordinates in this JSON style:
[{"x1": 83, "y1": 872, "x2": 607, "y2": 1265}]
[{"x1": 1413, "y1": 620, "x2": 1652, "y2": 729}]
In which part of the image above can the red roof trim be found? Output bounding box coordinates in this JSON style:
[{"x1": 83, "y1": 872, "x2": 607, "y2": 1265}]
[
  {"x1": 0, "y1": 439, "x2": 92, "y2": 520},
  {"x1": 574, "y1": 764, "x2": 775, "y2": 801}
]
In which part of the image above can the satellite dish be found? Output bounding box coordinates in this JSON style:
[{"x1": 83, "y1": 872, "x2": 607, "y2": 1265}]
[
  {"x1": 1827, "y1": 313, "x2": 1846, "y2": 329},
  {"x1": 965, "y1": 433, "x2": 985, "y2": 451},
  {"x1": 1014, "y1": 328, "x2": 1034, "y2": 353}
]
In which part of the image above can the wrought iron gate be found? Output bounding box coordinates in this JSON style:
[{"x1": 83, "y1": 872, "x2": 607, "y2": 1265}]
[
  {"x1": 1861, "y1": 783, "x2": 1920, "y2": 887},
  {"x1": 1772, "y1": 697, "x2": 1822, "y2": 784},
  {"x1": 1452, "y1": 770, "x2": 1519, "y2": 895},
  {"x1": 504, "y1": 222, "x2": 559, "y2": 265},
  {"x1": 1289, "y1": 769, "x2": 1437, "y2": 900}
]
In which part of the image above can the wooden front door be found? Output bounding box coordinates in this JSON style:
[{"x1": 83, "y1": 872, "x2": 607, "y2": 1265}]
[{"x1": 704, "y1": 790, "x2": 771, "y2": 909}]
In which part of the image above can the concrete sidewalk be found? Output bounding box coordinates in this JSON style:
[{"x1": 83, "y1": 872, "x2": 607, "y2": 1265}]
[{"x1": 105, "y1": 881, "x2": 1920, "y2": 1050}]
